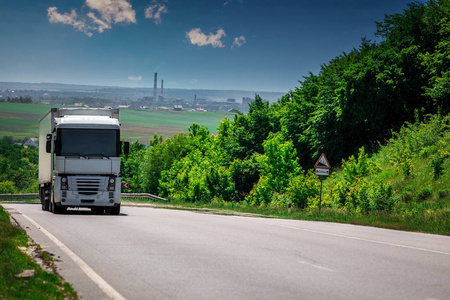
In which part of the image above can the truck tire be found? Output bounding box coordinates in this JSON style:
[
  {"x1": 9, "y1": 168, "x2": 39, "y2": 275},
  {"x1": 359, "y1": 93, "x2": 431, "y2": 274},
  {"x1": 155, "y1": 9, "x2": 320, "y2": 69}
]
[
  {"x1": 92, "y1": 207, "x2": 105, "y2": 214},
  {"x1": 40, "y1": 186, "x2": 50, "y2": 211},
  {"x1": 52, "y1": 201, "x2": 65, "y2": 214},
  {"x1": 43, "y1": 187, "x2": 50, "y2": 211},
  {"x1": 109, "y1": 204, "x2": 120, "y2": 215},
  {"x1": 50, "y1": 188, "x2": 65, "y2": 214}
]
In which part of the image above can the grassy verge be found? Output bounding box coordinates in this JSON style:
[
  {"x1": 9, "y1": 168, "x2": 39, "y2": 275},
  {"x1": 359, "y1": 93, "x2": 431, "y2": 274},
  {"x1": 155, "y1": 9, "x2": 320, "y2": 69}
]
[
  {"x1": 122, "y1": 199, "x2": 450, "y2": 236},
  {"x1": 0, "y1": 205, "x2": 78, "y2": 299}
]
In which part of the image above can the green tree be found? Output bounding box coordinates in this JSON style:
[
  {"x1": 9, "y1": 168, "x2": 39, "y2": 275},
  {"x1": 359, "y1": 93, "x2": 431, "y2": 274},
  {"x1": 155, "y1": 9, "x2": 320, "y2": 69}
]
[
  {"x1": 246, "y1": 133, "x2": 301, "y2": 206},
  {"x1": 0, "y1": 181, "x2": 17, "y2": 194}
]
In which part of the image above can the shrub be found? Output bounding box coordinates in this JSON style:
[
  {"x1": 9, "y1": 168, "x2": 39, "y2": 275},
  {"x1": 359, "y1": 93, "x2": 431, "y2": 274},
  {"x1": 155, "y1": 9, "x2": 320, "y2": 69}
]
[
  {"x1": 370, "y1": 183, "x2": 394, "y2": 212},
  {"x1": 342, "y1": 147, "x2": 378, "y2": 183},
  {"x1": 287, "y1": 170, "x2": 319, "y2": 209},
  {"x1": 438, "y1": 189, "x2": 449, "y2": 199},
  {"x1": 417, "y1": 187, "x2": 433, "y2": 202},
  {"x1": 430, "y1": 150, "x2": 448, "y2": 180},
  {"x1": 0, "y1": 181, "x2": 16, "y2": 194}
]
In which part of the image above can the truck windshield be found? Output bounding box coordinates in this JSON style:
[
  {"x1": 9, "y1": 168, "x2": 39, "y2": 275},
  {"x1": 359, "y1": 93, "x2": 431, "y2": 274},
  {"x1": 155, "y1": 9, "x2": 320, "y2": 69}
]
[{"x1": 56, "y1": 128, "x2": 120, "y2": 158}]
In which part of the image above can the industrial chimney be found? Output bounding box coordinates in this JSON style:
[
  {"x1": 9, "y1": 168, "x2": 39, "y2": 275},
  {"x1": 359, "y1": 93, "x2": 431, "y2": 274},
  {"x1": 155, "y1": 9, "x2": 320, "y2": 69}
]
[
  {"x1": 161, "y1": 80, "x2": 164, "y2": 99},
  {"x1": 153, "y1": 72, "x2": 158, "y2": 101}
]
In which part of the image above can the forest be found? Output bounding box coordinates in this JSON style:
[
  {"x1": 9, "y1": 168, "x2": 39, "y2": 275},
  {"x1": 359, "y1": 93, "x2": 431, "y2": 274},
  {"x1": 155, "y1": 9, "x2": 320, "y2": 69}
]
[
  {"x1": 1, "y1": 1, "x2": 449, "y2": 232},
  {"x1": 0, "y1": 137, "x2": 38, "y2": 194},
  {"x1": 119, "y1": 0, "x2": 450, "y2": 203}
]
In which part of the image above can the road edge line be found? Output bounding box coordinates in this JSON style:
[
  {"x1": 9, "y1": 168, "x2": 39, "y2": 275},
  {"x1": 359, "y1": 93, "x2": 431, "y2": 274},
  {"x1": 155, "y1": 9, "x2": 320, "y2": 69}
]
[
  {"x1": 19, "y1": 211, "x2": 126, "y2": 300},
  {"x1": 274, "y1": 223, "x2": 450, "y2": 256}
]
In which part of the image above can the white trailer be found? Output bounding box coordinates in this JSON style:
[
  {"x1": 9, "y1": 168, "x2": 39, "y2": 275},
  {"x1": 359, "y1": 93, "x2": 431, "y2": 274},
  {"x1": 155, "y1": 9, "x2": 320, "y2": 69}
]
[{"x1": 39, "y1": 108, "x2": 129, "y2": 214}]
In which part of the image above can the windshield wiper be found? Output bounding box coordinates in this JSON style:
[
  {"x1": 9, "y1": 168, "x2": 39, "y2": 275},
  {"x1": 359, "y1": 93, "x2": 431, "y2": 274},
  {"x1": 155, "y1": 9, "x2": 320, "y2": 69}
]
[{"x1": 63, "y1": 153, "x2": 87, "y2": 159}]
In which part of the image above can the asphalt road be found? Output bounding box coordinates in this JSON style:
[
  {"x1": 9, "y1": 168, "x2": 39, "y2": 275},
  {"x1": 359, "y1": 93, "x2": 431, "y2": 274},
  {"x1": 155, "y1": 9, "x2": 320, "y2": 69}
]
[{"x1": 3, "y1": 203, "x2": 450, "y2": 300}]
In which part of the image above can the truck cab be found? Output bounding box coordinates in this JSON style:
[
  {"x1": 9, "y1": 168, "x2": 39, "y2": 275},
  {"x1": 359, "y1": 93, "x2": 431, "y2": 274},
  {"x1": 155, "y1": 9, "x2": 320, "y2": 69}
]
[{"x1": 39, "y1": 108, "x2": 129, "y2": 214}]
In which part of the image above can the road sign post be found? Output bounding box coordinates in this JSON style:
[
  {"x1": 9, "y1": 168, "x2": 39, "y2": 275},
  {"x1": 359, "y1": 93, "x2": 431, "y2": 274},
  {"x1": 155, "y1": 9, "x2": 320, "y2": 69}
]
[
  {"x1": 314, "y1": 154, "x2": 331, "y2": 215},
  {"x1": 319, "y1": 176, "x2": 323, "y2": 213}
]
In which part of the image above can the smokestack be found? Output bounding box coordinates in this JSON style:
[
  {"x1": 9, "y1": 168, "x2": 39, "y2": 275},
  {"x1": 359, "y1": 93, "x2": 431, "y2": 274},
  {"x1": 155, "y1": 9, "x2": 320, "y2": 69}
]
[
  {"x1": 161, "y1": 80, "x2": 164, "y2": 98},
  {"x1": 153, "y1": 72, "x2": 158, "y2": 101}
]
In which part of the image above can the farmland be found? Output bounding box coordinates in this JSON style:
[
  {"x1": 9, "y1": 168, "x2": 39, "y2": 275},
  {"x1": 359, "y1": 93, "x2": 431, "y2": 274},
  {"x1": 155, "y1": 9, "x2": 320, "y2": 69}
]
[{"x1": 0, "y1": 103, "x2": 233, "y2": 143}]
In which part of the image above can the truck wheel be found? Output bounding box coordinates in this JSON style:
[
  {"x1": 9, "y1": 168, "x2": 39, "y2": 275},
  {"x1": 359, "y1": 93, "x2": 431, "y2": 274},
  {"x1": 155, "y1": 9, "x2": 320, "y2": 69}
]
[
  {"x1": 92, "y1": 207, "x2": 105, "y2": 214},
  {"x1": 40, "y1": 186, "x2": 50, "y2": 211},
  {"x1": 53, "y1": 204, "x2": 63, "y2": 214},
  {"x1": 51, "y1": 199, "x2": 65, "y2": 214},
  {"x1": 109, "y1": 204, "x2": 120, "y2": 215},
  {"x1": 43, "y1": 199, "x2": 50, "y2": 211}
]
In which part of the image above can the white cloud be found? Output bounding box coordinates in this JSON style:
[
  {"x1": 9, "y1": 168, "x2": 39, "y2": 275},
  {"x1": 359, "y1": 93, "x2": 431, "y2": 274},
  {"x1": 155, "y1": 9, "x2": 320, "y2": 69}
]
[
  {"x1": 47, "y1": 7, "x2": 93, "y2": 37},
  {"x1": 85, "y1": 0, "x2": 136, "y2": 24},
  {"x1": 186, "y1": 28, "x2": 226, "y2": 48},
  {"x1": 145, "y1": 1, "x2": 169, "y2": 24},
  {"x1": 47, "y1": 0, "x2": 136, "y2": 37},
  {"x1": 232, "y1": 36, "x2": 246, "y2": 48},
  {"x1": 87, "y1": 12, "x2": 111, "y2": 33},
  {"x1": 224, "y1": 0, "x2": 243, "y2": 6},
  {"x1": 128, "y1": 75, "x2": 142, "y2": 81}
]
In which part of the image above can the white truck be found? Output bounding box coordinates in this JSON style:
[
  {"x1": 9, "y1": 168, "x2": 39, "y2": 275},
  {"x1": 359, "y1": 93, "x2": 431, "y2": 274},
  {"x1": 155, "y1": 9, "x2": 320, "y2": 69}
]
[{"x1": 39, "y1": 108, "x2": 129, "y2": 214}]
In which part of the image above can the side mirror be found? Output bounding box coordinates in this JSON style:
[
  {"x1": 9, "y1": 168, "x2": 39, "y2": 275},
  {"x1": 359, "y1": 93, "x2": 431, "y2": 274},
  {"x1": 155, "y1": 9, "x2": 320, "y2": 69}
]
[
  {"x1": 46, "y1": 134, "x2": 52, "y2": 153},
  {"x1": 122, "y1": 141, "x2": 130, "y2": 155}
]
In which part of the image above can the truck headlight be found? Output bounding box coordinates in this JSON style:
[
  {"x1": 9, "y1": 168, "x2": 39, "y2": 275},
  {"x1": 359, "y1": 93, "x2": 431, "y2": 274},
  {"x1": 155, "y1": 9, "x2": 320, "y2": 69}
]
[
  {"x1": 61, "y1": 176, "x2": 68, "y2": 190},
  {"x1": 108, "y1": 177, "x2": 115, "y2": 191}
]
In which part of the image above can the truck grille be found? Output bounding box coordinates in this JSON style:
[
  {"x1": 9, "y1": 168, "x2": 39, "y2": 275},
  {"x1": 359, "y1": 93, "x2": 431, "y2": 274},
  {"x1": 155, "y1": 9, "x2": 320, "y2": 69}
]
[{"x1": 76, "y1": 177, "x2": 104, "y2": 195}]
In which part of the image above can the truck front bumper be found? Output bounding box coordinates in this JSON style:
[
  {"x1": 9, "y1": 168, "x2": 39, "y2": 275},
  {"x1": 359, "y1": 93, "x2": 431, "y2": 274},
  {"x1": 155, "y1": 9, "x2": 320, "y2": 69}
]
[{"x1": 54, "y1": 175, "x2": 121, "y2": 207}]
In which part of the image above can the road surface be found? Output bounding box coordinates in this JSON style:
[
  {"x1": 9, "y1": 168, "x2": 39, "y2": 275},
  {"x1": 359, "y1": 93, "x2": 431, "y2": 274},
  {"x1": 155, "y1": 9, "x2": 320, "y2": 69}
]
[{"x1": 3, "y1": 203, "x2": 450, "y2": 300}]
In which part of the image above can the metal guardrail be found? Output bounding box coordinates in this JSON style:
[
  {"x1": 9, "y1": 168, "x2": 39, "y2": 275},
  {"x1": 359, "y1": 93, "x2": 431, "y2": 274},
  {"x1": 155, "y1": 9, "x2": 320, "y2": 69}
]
[
  {"x1": 0, "y1": 193, "x2": 38, "y2": 199},
  {"x1": 0, "y1": 193, "x2": 168, "y2": 202},
  {"x1": 120, "y1": 193, "x2": 168, "y2": 202}
]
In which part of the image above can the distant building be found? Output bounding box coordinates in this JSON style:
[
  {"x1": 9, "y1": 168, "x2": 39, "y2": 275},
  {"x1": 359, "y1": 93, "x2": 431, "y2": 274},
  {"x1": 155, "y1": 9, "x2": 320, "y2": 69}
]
[
  {"x1": 173, "y1": 105, "x2": 183, "y2": 111},
  {"x1": 242, "y1": 97, "x2": 253, "y2": 106},
  {"x1": 227, "y1": 98, "x2": 236, "y2": 103},
  {"x1": 24, "y1": 138, "x2": 38, "y2": 148},
  {"x1": 74, "y1": 103, "x2": 88, "y2": 107},
  {"x1": 228, "y1": 108, "x2": 239, "y2": 113}
]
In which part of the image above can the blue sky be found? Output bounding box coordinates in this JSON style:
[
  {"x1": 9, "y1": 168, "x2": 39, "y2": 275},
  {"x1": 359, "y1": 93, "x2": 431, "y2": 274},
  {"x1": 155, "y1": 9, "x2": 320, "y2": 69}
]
[{"x1": 0, "y1": 0, "x2": 427, "y2": 93}]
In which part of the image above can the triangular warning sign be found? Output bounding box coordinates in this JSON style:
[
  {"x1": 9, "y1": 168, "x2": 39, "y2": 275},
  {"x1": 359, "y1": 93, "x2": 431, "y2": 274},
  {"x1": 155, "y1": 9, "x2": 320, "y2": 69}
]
[{"x1": 314, "y1": 153, "x2": 330, "y2": 169}]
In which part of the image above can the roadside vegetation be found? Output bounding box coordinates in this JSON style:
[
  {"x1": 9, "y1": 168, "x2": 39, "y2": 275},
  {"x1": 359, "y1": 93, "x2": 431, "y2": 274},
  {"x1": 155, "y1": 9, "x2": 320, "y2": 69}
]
[
  {"x1": 119, "y1": 0, "x2": 450, "y2": 235},
  {"x1": 0, "y1": 205, "x2": 78, "y2": 299},
  {"x1": 0, "y1": 137, "x2": 38, "y2": 194}
]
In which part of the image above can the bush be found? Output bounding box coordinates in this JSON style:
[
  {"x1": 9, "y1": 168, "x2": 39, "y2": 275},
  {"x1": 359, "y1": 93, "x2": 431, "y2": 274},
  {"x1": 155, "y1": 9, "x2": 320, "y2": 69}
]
[
  {"x1": 287, "y1": 170, "x2": 319, "y2": 209},
  {"x1": 417, "y1": 187, "x2": 433, "y2": 202},
  {"x1": 430, "y1": 150, "x2": 449, "y2": 180},
  {"x1": 370, "y1": 184, "x2": 394, "y2": 212},
  {"x1": 0, "y1": 181, "x2": 17, "y2": 194}
]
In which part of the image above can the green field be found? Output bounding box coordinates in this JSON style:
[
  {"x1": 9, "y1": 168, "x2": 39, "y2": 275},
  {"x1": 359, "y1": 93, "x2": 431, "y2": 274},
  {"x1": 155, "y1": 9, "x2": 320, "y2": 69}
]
[{"x1": 0, "y1": 103, "x2": 233, "y2": 143}]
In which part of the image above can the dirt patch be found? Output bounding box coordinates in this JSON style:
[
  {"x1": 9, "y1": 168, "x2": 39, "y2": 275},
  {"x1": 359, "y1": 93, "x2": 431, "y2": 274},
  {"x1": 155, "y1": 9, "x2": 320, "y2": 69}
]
[
  {"x1": 0, "y1": 111, "x2": 42, "y2": 119},
  {"x1": 121, "y1": 122, "x2": 188, "y2": 141}
]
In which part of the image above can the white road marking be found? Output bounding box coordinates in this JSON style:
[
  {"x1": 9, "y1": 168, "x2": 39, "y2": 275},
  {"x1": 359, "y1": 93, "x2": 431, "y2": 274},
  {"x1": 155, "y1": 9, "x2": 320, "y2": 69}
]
[
  {"x1": 266, "y1": 222, "x2": 450, "y2": 256},
  {"x1": 298, "y1": 260, "x2": 335, "y2": 272},
  {"x1": 18, "y1": 210, "x2": 126, "y2": 300}
]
